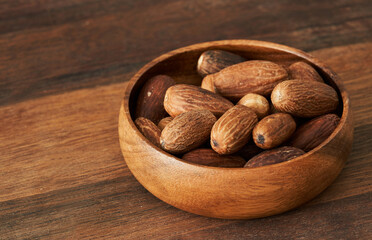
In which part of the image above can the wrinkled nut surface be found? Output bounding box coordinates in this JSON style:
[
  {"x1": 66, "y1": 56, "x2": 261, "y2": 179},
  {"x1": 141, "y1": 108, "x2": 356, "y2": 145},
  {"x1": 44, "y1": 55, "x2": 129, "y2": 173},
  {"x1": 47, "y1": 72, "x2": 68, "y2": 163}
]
[
  {"x1": 201, "y1": 75, "x2": 217, "y2": 93},
  {"x1": 211, "y1": 105, "x2": 258, "y2": 155},
  {"x1": 182, "y1": 148, "x2": 246, "y2": 168},
  {"x1": 160, "y1": 110, "x2": 217, "y2": 154},
  {"x1": 135, "y1": 117, "x2": 162, "y2": 148},
  {"x1": 157, "y1": 117, "x2": 173, "y2": 131},
  {"x1": 289, "y1": 114, "x2": 340, "y2": 152},
  {"x1": 237, "y1": 93, "x2": 270, "y2": 119},
  {"x1": 136, "y1": 75, "x2": 176, "y2": 124},
  {"x1": 253, "y1": 113, "x2": 296, "y2": 149},
  {"x1": 164, "y1": 84, "x2": 234, "y2": 118},
  {"x1": 197, "y1": 50, "x2": 246, "y2": 77},
  {"x1": 211, "y1": 60, "x2": 288, "y2": 100},
  {"x1": 134, "y1": 49, "x2": 342, "y2": 169},
  {"x1": 271, "y1": 80, "x2": 339, "y2": 118},
  {"x1": 244, "y1": 146, "x2": 305, "y2": 168},
  {"x1": 289, "y1": 61, "x2": 324, "y2": 83}
]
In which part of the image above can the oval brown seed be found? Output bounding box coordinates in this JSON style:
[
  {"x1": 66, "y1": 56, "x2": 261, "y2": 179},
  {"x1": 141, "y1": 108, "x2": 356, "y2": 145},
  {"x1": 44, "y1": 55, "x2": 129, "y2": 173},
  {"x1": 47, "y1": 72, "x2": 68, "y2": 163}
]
[
  {"x1": 288, "y1": 61, "x2": 324, "y2": 82},
  {"x1": 211, "y1": 105, "x2": 258, "y2": 155},
  {"x1": 164, "y1": 84, "x2": 234, "y2": 118},
  {"x1": 197, "y1": 50, "x2": 246, "y2": 77},
  {"x1": 136, "y1": 75, "x2": 176, "y2": 124},
  {"x1": 182, "y1": 148, "x2": 246, "y2": 168},
  {"x1": 212, "y1": 60, "x2": 288, "y2": 100},
  {"x1": 237, "y1": 93, "x2": 270, "y2": 119},
  {"x1": 135, "y1": 117, "x2": 162, "y2": 148},
  {"x1": 289, "y1": 114, "x2": 340, "y2": 152},
  {"x1": 244, "y1": 146, "x2": 305, "y2": 168},
  {"x1": 271, "y1": 80, "x2": 339, "y2": 118},
  {"x1": 160, "y1": 110, "x2": 217, "y2": 154},
  {"x1": 253, "y1": 113, "x2": 296, "y2": 149},
  {"x1": 157, "y1": 117, "x2": 173, "y2": 131},
  {"x1": 201, "y1": 75, "x2": 217, "y2": 93}
]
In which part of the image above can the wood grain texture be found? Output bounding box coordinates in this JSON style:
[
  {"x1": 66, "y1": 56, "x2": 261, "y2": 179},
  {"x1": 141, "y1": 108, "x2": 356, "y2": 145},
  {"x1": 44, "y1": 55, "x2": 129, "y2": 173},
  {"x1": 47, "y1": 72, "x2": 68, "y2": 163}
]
[
  {"x1": 0, "y1": 42, "x2": 371, "y2": 238},
  {"x1": 1, "y1": 0, "x2": 372, "y2": 106},
  {"x1": 0, "y1": 0, "x2": 372, "y2": 238},
  {"x1": 0, "y1": 83, "x2": 127, "y2": 202}
]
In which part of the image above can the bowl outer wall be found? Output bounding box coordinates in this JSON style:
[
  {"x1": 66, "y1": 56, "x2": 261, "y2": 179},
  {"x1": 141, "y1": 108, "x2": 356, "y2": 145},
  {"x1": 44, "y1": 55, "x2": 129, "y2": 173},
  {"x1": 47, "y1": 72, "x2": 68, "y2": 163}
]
[{"x1": 118, "y1": 40, "x2": 353, "y2": 219}]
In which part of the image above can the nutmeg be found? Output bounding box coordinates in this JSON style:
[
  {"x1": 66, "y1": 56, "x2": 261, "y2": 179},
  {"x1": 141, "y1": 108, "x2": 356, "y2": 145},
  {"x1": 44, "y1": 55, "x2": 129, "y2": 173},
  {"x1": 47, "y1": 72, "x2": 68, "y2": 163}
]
[
  {"x1": 164, "y1": 84, "x2": 233, "y2": 118},
  {"x1": 160, "y1": 110, "x2": 217, "y2": 154},
  {"x1": 182, "y1": 148, "x2": 246, "y2": 168},
  {"x1": 288, "y1": 61, "x2": 324, "y2": 82},
  {"x1": 253, "y1": 113, "x2": 296, "y2": 149},
  {"x1": 197, "y1": 50, "x2": 246, "y2": 77},
  {"x1": 211, "y1": 105, "x2": 258, "y2": 155},
  {"x1": 135, "y1": 75, "x2": 176, "y2": 124},
  {"x1": 211, "y1": 60, "x2": 288, "y2": 100},
  {"x1": 135, "y1": 117, "x2": 162, "y2": 148},
  {"x1": 157, "y1": 117, "x2": 173, "y2": 131},
  {"x1": 289, "y1": 114, "x2": 340, "y2": 152},
  {"x1": 244, "y1": 146, "x2": 305, "y2": 168},
  {"x1": 201, "y1": 75, "x2": 218, "y2": 93},
  {"x1": 271, "y1": 80, "x2": 339, "y2": 118},
  {"x1": 237, "y1": 93, "x2": 270, "y2": 119}
]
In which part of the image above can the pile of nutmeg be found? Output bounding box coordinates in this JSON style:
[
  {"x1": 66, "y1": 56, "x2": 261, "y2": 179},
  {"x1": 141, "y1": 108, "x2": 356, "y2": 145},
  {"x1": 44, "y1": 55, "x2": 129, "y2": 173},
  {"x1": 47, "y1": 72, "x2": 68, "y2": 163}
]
[{"x1": 134, "y1": 50, "x2": 340, "y2": 168}]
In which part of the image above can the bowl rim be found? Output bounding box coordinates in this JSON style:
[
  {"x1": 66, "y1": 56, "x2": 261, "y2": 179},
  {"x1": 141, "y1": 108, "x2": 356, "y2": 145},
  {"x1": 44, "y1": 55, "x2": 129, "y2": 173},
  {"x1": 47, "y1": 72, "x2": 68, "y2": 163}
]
[{"x1": 121, "y1": 39, "x2": 350, "y2": 170}]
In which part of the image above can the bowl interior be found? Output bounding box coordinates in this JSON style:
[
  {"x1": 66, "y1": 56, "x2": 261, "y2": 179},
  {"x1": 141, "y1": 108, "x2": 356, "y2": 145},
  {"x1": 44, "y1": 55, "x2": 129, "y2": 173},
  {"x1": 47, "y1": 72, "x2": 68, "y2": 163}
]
[{"x1": 128, "y1": 41, "x2": 344, "y2": 129}]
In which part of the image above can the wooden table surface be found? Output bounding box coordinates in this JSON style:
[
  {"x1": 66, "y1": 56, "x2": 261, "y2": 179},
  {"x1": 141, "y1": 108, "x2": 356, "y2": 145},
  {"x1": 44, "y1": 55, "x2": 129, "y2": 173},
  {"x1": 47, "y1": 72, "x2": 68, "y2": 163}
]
[{"x1": 1, "y1": 0, "x2": 371, "y2": 239}]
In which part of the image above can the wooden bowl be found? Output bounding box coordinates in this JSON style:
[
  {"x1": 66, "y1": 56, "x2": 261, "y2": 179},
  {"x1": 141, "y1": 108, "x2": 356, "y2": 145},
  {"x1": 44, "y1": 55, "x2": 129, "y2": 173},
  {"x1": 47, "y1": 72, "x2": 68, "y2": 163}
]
[{"x1": 118, "y1": 40, "x2": 353, "y2": 219}]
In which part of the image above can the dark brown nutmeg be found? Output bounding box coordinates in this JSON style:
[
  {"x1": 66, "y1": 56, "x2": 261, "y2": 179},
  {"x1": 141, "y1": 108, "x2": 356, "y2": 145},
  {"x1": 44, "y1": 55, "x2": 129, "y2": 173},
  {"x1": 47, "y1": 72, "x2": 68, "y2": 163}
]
[
  {"x1": 135, "y1": 117, "x2": 162, "y2": 148},
  {"x1": 182, "y1": 148, "x2": 246, "y2": 168},
  {"x1": 197, "y1": 50, "x2": 246, "y2": 77},
  {"x1": 289, "y1": 114, "x2": 340, "y2": 152},
  {"x1": 244, "y1": 146, "x2": 305, "y2": 168},
  {"x1": 136, "y1": 75, "x2": 176, "y2": 124}
]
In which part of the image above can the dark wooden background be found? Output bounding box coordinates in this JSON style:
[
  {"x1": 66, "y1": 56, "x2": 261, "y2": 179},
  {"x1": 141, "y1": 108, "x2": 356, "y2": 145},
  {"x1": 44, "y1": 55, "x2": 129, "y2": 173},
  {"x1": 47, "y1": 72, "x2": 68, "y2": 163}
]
[{"x1": 1, "y1": 0, "x2": 371, "y2": 239}]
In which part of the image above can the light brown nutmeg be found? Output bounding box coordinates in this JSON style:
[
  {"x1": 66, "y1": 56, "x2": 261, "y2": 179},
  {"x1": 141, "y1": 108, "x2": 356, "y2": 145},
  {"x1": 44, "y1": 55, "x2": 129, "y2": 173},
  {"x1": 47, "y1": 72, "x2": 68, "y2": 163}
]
[
  {"x1": 135, "y1": 117, "x2": 162, "y2": 148},
  {"x1": 201, "y1": 75, "x2": 218, "y2": 93},
  {"x1": 197, "y1": 50, "x2": 246, "y2": 77},
  {"x1": 288, "y1": 61, "x2": 324, "y2": 82},
  {"x1": 211, "y1": 60, "x2": 288, "y2": 101},
  {"x1": 289, "y1": 114, "x2": 340, "y2": 152},
  {"x1": 135, "y1": 75, "x2": 176, "y2": 124},
  {"x1": 182, "y1": 148, "x2": 246, "y2": 168},
  {"x1": 253, "y1": 113, "x2": 296, "y2": 149},
  {"x1": 237, "y1": 93, "x2": 270, "y2": 119},
  {"x1": 157, "y1": 117, "x2": 173, "y2": 131},
  {"x1": 211, "y1": 105, "x2": 258, "y2": 155},
  {"x1": 164, "y1": 84, "x2": 234, "y2": 118},
  {"x1": 271, "y1": 80, "x2": 339, "y2": 118},
  {"x1": 244, "y1": 146, "x2": 305, "y2": 168},
  {"x1": 160, "y1": 110, "x2": 217, "y2": 154}
]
